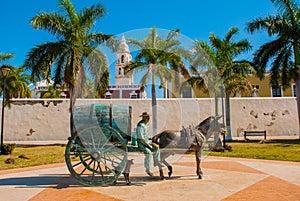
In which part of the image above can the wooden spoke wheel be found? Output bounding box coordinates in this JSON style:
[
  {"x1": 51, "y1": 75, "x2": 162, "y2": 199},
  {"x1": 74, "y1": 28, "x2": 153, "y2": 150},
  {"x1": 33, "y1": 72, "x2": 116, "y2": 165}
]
[{"x1": 65, "y1": 124, "x2": 128, "y2": 186}]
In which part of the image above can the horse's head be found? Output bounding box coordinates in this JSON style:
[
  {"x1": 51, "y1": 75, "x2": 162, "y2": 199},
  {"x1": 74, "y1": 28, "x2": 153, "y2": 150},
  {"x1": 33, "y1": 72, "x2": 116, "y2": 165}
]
[
  {"x1": 196, "y1": 115, "x2": 224, "y2": 138},
  {"x1": 210, "y1": 115, "x2": 224, "y2": 134}
]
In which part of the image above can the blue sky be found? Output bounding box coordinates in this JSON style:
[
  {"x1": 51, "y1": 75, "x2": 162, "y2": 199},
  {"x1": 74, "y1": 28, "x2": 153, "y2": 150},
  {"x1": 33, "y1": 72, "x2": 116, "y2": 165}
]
[{"x1": 0, "y1": 0, "x2": 277, "y2": 81}]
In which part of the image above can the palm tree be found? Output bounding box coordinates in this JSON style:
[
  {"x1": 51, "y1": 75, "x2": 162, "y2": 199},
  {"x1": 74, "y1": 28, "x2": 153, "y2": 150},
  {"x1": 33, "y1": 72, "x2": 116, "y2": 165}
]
[
  {"x1": 80, "y1": 78, "x2": 100, "y2": 98},
  {"x1": 1, "y1": 53, "x2": 31, "y2": 107},
  {"x1": 247, "y1": 0, "x2": 300, "y2": 138},
  {"x1": 187, "y1": 40, "x2": 221, "y2": 98},
  {"x1": 40, "y1": 85, "x2": 62, "y2": 98},
  {"x1": 0, "y1": 52, "x2": 15, "y2": 105},
  {"x1": 124, "y1": 27, "x2": 188, "y2": 135},
  {"x1": 24, "y1": 0, "x2": 113, "y2": 137},
  {"x1": 0, "y1": 66, "x2": 32, "y2": 107},
  {"x1": 189, "y1": 28, "x2": 254, "y2": 140}
]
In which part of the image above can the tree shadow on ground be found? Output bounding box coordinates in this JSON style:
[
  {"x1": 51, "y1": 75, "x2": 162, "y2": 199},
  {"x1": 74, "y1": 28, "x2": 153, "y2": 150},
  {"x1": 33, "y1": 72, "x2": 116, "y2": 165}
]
[
  {"x1": 264, "y1": 139, "x2": 300, "y2": 145},
  {"x1": 231, "y1": 139, "x2": 300, "y2": 145}
]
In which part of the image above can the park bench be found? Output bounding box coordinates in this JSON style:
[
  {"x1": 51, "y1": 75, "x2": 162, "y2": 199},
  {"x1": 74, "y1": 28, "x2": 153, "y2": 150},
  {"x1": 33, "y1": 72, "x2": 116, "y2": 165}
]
[{"x1": 244, "y1": 130, "x2": 267, "y2": 141}]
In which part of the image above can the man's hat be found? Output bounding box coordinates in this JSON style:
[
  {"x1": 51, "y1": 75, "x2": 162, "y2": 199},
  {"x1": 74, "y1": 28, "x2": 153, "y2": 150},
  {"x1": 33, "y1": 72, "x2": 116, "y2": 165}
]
[{"x1": 139, "y1": 112, "x2": 150, "y2": 117}]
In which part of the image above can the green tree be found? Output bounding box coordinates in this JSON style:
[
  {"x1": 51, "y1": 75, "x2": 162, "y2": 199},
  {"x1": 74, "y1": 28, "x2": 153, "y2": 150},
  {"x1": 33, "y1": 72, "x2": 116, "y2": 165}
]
[
  {"x1": 124, "y1": 27, "x2": 188, "y2": 134},
  {"x1": 0, "y1": 52, "x2": 15, "y2": 106},
  {"x1": 247, "y1": 0, "x2": 300, "y2": 138},
  {"x1": 40, "y1": 85, "x2": 62, "y2": 98},
  {"x1": 0, "y1": 66, "x2": 32, "y2": 107},
  {"x1": 190, "y1": 28, "x2": 253, "y2": 140},
  {"x1": 24, "y1": 0, "x2": 113, "y2": 137},
  {"x1": 0, "y1": 53, "x2": 31, "y2": 107}
]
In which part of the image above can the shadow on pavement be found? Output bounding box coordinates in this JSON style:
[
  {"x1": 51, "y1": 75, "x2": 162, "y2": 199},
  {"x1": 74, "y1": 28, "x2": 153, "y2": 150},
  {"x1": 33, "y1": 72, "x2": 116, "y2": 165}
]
[{"x1": 0, "y1": 174, "x2": 80, "y2": 188}]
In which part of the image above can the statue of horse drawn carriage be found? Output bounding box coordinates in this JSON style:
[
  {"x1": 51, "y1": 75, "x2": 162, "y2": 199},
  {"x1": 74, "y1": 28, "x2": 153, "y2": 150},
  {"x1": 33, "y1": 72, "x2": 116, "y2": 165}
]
[{"x1": 65, "y1": 103, "x2": 224, "y2": 186}]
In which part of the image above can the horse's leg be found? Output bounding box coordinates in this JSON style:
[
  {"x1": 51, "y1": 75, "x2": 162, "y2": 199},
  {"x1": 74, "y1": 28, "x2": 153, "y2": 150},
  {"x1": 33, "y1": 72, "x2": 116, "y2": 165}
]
[
  {"x1": 159, "y1": 165, "x2": 164, "y2": 180},
  {"x1": 160, "y1": 152, "x2": 173, "y2": 177},
  {"x1": 162, "y1": 158, "x2": 173, "y2": 177},
  {"x1": 195, "y1": 149, "x2": 203, "y2": 179}
]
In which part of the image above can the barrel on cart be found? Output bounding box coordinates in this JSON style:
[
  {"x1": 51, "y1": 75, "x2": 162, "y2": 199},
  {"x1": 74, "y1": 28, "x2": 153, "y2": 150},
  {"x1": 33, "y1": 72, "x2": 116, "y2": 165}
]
[{"x1": 65, "y1": 104, "x2": 132, "y2": 186}]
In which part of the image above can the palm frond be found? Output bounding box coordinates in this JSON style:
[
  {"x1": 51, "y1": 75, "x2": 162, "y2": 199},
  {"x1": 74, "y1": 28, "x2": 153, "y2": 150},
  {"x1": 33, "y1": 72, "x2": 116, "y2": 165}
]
[
  {"x1": 247, "y1": 15, "x2": 284, "y2": 35},
  {"x1": 124, "y1": 61, "x2": 147, "y2": 74},
  {"x1": 139, "y1": 72, "x2": 151, "y2": 87},
  {"x1": 253, "y1": 37, "x2": 289, "y2": 78},
  {"x1": 209, "y1": 32, "x2": 222, "y2": 50},
  {"x1": 271, "y1": 0, "x2": 299, "y2": 21},
  {"x1": 192, "y1": 40, "x2": 216, "y2": 68},
  {"x1": 171, "y1": 47, "x2": 192, "y2": 63},
  {"x1": 0, "y1": 52, "x2": 14, "y2": 62},
  {"x1": 78, "y1": 3, "x2": 106, "y2": 30},
  {"x1": 156, "y1": 64, "x2": 174, "y2": 82},
  {"x1": 53, "y1": 51, "x2": 67, "y2": 85},
  {"x1": 58, "y1": 0, "x2": 78, "y2": 24},
  {"x1": 185, "y1": 75, "x2": 205, "y2": 90},
  {"x1": 127, "y1": 38, "x2": 146, "y2": 49},
  {"x1": 150, "y1": 26, "x2": 157, "y2": 48},
  {"x1": 88, "y1": 33, "x2": 115, "y2": 49},
  {"x1": 31, "y1": 12, "x2": 67, "y2": 37},
  {"x1": 224, "y1": 27, "x2": 239, "y2": 42},
  {"x1": 96, "y1": 69, "x2": 109, "y2": 97},
  {"x1": 166, "y1": 29, "x2": 180, "y2": 42},
  {"x1": 24, "y1": 41, "x2": 67, "y2": 81},
  {"x1": 84, "y1": 48, "x2": 109, "y2": 83},
  {"x1": 231, "y1": 39, "x2": 252, "y2": 56}
]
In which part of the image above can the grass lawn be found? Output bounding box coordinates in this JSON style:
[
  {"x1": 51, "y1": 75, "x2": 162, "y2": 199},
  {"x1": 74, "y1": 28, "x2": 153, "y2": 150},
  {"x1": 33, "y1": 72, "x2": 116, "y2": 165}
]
[
  {"x1": 0, "y1": 139, "x2": 299, "y2": 171},
  {"x1": 208, "y1": 139, "x2": 300, "y2": 162},
  {"x1": 0, "y1": 144, "x2": 66, "y2": 170}
]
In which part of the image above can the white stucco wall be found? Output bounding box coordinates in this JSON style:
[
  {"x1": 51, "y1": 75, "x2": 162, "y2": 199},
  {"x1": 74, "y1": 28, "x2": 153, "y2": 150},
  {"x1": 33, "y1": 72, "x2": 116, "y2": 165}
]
[
  {"x1": 230, "y1": 97, "x2": 298, "y2": 137},
  {"x1": 2, "y1": 97, "x2": 298, "y2": 141}
]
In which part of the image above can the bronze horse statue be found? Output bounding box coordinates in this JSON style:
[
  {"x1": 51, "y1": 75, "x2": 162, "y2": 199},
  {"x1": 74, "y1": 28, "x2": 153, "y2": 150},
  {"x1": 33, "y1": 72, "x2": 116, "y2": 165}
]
[{"x1": 152, "y1": 116, "x2": 224, "y2": 179}]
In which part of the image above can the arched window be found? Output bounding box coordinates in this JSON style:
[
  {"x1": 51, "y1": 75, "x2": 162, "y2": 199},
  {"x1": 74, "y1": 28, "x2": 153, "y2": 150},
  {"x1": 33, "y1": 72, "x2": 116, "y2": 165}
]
[{"x1": 121, "y1": 55, "x2": 125, "y2": 63}]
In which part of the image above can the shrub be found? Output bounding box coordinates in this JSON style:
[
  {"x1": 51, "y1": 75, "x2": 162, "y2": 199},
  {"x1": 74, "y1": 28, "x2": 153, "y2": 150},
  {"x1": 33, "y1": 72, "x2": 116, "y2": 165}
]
[
  {"x1": 5, "y1": 157, "x2": 16, "y2": 164},
  {"x1": 1, "y1": 143, "x2": 16, "y2": 155}
]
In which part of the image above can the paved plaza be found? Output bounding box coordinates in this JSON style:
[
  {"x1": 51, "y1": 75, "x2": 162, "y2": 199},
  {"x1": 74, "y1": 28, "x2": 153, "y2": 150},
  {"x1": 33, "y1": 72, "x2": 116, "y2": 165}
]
[{"x1": 0, "y1": 153, "x2": 300, "y2": 201}]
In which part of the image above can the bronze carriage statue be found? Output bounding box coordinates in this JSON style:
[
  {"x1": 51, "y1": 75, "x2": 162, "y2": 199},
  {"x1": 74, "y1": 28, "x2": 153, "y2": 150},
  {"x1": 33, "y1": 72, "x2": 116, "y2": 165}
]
[{"x1": 65, "y1": 103, "x2": 224, "y2": 186}]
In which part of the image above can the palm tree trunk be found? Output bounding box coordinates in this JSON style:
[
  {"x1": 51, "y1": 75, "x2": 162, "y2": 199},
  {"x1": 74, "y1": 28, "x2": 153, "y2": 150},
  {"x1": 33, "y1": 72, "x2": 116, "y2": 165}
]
[
  {"x1": 214, "y1": 93, "x2": 222, "y2": 146},
  {"x1": 215, "y1": 93, "x2": 218, "y2": 116},
  {"x1": 164, "y1": 81, "x2": 168, "y2": 98},
  {"x1": 69, "y1": 85, "x2": 76, "y2": 139},
  {"x1": 151, "y1": 72, "x2": 158, "y2": 136},
  {"x1": 225, "y1": 93, "x2": 232, "y2": 141}
]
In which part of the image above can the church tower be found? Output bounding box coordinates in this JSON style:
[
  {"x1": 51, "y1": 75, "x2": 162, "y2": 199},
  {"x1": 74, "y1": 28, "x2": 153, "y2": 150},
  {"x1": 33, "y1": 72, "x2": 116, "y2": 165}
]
[
  {"x1": 115, "y1": 35, "x2": 133, "y2": 85},
  {"x1": 105, "y1": 35, "x2": 141, "y2": 99}
]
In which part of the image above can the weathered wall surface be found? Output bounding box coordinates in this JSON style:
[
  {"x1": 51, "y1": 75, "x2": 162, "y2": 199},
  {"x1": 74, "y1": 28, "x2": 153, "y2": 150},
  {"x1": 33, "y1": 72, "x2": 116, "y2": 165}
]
[
  {"x1": 2, "y1": 97, "x2": 298, "y2": 141},
  {"x1": 230, "y1": 98, "x2": 298, "y2": 137}
]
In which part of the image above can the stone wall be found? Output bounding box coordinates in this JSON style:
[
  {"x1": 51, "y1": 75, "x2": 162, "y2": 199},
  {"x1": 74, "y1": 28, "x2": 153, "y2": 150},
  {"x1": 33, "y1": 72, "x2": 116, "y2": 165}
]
[{"x1": 2, "y1": 97, "x2": 298, "y2": 141}]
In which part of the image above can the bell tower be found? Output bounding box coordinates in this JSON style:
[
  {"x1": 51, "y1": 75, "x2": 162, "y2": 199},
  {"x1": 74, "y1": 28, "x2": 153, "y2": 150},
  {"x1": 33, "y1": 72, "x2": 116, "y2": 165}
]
[
  {"x1": 106, "y1": 35, "x2": 141, "y2": 99},
  {"x1": 115, "y1": 35, "x2": 133, "y2": 85}
]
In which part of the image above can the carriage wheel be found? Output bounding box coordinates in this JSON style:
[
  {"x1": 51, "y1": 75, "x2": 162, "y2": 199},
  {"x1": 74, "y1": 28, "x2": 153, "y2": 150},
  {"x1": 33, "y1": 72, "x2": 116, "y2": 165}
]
[{"x1": 65, "y1": 124, "x2": 128, "y2": 186}]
